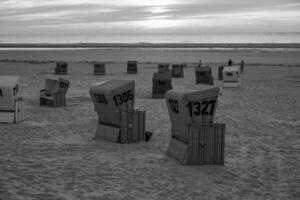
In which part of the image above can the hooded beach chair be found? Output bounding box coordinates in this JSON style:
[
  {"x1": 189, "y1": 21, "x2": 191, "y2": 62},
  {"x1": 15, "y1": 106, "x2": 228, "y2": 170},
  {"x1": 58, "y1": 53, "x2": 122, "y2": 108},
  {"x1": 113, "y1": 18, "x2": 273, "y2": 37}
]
[
  {"x1": 152, "y1": 72, "x2": 173, "y2": 99},
  {"x1": 171, "y1": 63, "x2": 184, "y2": 78},
  {"x1": 55, "y1": 61, "x2": 68, "y2": 75},
  {"x1": 40, "y1": 75, "x2": 70, "y2": 107},
  {"x1": 90, "y1": 79, "x2": 148, "y2": 143},
  {"x1": 165, "y1": 86, "x2": 225, "y2": 165},
  {"x1": 222, "y1": 66, "x2": 241, "y2": 87},
  {"x1": 0, "y1": 76, "x2": 24, "y2": 123},
  {"x1": 127, "y1": 61, "x2": 138, "y2": 74},
  {"x1": 195, "y1": 66, "x2": 214, "y2": 85},
  {"x1": 94, "y1": 63, "x2": 106, "y2": 75}
]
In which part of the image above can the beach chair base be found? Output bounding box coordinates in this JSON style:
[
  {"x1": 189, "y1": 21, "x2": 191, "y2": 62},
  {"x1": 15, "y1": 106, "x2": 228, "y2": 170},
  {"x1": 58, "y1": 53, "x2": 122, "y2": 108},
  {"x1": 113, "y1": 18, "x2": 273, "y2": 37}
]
[
  {"x1": 40, "y1": 90, "x2": 66, "y2": 107},
  {"x1": 94, "y1": 110, "x2": 146, "y2": 143},
  {"x1": 0, "y1": 98, "x2": 24, "y2": 124},
  {"x1": 223, "y1": 81, "x2": 241, "y2": 87},
  {"x1": 166, "y1": 123, "x2": 225, "y2": 165}
]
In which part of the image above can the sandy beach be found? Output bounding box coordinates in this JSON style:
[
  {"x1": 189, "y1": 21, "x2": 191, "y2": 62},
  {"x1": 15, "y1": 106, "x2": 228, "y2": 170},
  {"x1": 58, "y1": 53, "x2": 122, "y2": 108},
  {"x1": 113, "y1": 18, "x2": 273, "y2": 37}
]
[{"x1": 0, "y1": 48, "x2": 299, "y2": 200}]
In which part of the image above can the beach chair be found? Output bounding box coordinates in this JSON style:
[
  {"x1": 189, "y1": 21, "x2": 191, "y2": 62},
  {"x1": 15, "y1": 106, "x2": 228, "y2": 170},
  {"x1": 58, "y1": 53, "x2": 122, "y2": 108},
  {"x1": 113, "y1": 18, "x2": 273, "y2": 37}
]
[
  {"x1": 157, "y1": 63, "x2": 170, "y2": 73},
  {"x1": 90, "y1": 79, "x2": 148, "y2": 143},
  {"x1": 171, "y1": 64, "x2": 184, "y2": 78},
  {"x1": 127, "y1": 61, "x2": 137, "y2": 74},
  {"x1": 0, "y1": 76, "x2": 24, "y2": 123},
  {"x1": 240, "y1": 60, "x2": 245, "y2": 73},
  {"x1": 94, "y1": 63, "x2": 106, "y2": 75},
  {"x1": 165, "y1": 86, "x2": 225, "y2": 165},
  {"x1": 55, "y1": 61, "x2": 68, "y2": 75},
  {"x1": 94, "y1": 63, "x2": 106, "y2": 76},
  {"x1": 195, "y1": 66, "x2": 214, "y2": 85},
  {"x1": 152, "y1": 72, "x2": 173, "y2": 99},
  {"x1": 222, "y1": 66, "x2": 241, "y2": 87},
  {"x1": 40, "y1": 76, "x2": 70, "y2": 107}
]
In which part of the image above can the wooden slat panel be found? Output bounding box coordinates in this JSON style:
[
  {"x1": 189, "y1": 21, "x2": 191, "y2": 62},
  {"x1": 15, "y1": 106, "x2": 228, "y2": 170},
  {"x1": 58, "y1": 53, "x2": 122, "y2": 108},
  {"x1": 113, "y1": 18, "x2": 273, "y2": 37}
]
[
  {"x1": 120, "y1": 112, "x2": 128, "y2": 143},
  {"x1": 138, "y1": 111, "x2": 146, "y2": 141},
  {"x1": 128, "y1": 111, "x2": 134, "y2": 142},
  {"x1": 207, "y1": 125, "x2": 215, "y2": 164},
  {"x1": 193, "y1": 126, "x2": 199, "y2": 164},
  {"x1": 198, "y1": 125, "x2": 205, "y2": 164},
  {"x1": 188, "y1": 124, "x2": 225, "y2": 165},
  {"x1": 131, "y1": 111, "x2": 141, "y2": 142}
]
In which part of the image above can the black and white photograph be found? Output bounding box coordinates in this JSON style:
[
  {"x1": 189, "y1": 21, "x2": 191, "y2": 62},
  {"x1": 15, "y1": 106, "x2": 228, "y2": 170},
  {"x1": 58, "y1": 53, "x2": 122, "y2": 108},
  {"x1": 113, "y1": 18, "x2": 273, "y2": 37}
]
[{"x1": 0, "y1": 0, "x2": 299, "y2": 199}]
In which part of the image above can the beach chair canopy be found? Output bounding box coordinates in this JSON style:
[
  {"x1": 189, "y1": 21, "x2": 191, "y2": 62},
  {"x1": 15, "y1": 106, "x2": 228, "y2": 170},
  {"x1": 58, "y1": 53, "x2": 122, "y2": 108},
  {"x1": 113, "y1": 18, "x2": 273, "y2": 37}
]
[
  {"x1": 165, "y1": 85, "x2": 220, "y2": 141},
  {"x1": 90, "y1": 79, "x2": 135, "y2": 126},
  {"x1": 45, "y1": 75, "x2": 70, "y2": 96},
  {"x1": 0, "y1": 76, "x2": 20, "y2": 111}
]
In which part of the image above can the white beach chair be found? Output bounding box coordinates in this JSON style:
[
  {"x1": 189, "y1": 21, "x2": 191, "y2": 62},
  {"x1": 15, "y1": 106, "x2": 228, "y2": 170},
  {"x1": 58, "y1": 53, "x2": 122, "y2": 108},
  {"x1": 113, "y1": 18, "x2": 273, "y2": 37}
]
[
  {"x1": 90, "y1": 79, "x2": 148, "y2": 143},
  {"x1": 40, "y1": 75, "x2": 70, "y2": 107},
  {"x1": 0, "y1": 76, "x2": 24, "y2": 123},
  {"x1": 223, "y1": 66, "x2": 241, "y2": 87},
  {"x1": 165, "y1": 86, "x2": 225, "y2": 165}
]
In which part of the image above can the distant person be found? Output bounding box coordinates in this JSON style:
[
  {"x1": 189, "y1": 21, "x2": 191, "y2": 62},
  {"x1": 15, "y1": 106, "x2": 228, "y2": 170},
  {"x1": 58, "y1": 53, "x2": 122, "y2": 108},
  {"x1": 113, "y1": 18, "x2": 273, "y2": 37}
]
[
  {"x1": 228, "y1": 59, "x2": 233, "y2": 66},
  {"x1": 240, "y1": 60, "x2": 244, "y2": 72},
  {"x1": 198, "y1": 59, "x2": 202, "y2": 67}
]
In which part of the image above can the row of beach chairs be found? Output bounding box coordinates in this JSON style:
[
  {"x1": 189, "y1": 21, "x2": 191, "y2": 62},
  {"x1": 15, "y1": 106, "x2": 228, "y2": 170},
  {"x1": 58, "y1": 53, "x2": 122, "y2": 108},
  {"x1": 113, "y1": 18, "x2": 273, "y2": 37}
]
[
  {"x1": 56, "y1": 60, "x2": 243, "y2": 88},
  {"x1": 0, "y1": 59, "x2": 244, "y2": 165},
  {"x1": 0, "y1": 75, "x2": 226, "y2": 165}
]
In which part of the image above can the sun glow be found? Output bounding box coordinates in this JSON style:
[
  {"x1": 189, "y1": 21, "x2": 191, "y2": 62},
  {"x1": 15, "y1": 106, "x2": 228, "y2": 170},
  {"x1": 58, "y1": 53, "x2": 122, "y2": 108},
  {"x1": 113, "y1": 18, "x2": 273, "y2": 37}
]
[{"x1": 134, "y1": 18, "x2": 184, "y2": 29}]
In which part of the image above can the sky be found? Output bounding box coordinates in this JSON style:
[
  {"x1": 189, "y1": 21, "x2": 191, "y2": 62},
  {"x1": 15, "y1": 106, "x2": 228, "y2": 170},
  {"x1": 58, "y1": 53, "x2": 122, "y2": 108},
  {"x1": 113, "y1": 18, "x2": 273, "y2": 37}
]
[{"x1": 0, "y1": 0, "x2": 300, "y2": 42}]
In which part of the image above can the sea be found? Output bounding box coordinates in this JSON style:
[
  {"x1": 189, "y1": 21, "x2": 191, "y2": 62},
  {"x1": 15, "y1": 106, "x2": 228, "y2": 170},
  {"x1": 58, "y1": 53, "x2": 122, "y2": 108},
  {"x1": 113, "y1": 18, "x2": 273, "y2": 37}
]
[{"x1": 1, "y1": 33, "x2": 300, "y2": 44}]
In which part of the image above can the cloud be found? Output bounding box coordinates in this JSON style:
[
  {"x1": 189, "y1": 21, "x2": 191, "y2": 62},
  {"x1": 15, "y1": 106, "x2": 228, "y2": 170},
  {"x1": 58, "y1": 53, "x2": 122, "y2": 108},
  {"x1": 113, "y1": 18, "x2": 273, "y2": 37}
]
[{"x1": 0, "y1": 0, "x2": 299, "y2": 38}]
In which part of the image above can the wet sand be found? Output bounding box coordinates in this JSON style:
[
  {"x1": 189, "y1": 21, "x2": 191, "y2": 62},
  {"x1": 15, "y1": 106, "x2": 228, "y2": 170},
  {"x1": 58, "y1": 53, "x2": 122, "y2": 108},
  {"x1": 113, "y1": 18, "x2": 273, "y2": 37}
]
[{"x1": 0, "y1": 48, "x2": 299, "y2": 200}]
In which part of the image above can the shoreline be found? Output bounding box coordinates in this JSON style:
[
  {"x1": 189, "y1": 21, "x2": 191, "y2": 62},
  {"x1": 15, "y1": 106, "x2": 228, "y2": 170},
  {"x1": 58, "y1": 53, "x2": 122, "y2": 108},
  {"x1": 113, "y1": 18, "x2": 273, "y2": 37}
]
[{"x1": 1, "y1": 42, "x2": 300, "y2": 49}]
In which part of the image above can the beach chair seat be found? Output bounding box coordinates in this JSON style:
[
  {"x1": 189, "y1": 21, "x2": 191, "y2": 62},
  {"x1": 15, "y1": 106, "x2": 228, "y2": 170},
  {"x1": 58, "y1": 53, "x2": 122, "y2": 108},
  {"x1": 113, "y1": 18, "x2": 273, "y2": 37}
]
[
  {"x1": 40, "y1": 76, "x2": 70, "y2": 107},
  {"x1": 0, "y1": 76, "x2": 24, "y2": 123}
]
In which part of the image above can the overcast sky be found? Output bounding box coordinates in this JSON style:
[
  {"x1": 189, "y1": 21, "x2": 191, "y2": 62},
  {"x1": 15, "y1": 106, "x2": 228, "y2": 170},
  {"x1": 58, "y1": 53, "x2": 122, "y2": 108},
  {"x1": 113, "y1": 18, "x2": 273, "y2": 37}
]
[{"x1": 0, "y1": 0, "x2": 299, "y2": 37}]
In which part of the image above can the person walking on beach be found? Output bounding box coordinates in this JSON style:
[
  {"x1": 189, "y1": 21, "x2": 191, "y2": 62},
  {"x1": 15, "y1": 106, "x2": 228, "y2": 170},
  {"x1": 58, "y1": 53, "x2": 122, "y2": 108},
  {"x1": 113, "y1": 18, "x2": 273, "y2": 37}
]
[
  {"x1": 240, "y1": 60, "x2": 244, "y2": 73},
  {"x1": 198, "y1": 59, "x2": 202, "y2": 67},
  {"x1": 228, "y1": 59, "x2": 233, "y2": 66}
]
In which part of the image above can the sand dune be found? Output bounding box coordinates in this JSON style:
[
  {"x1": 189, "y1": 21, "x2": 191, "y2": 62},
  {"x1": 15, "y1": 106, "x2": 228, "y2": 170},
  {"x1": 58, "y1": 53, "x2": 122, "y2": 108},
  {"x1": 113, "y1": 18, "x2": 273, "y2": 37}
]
[{"x1": 0, "y1": 49, "x2": 299, "y2": 200}]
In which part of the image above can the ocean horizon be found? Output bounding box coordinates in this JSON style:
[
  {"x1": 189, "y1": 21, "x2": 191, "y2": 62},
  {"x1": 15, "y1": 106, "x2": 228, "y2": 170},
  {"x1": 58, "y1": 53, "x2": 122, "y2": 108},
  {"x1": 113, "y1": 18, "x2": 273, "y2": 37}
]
[{"x1": 1, "y1": 32, "x2": 300, "y2": 44}]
